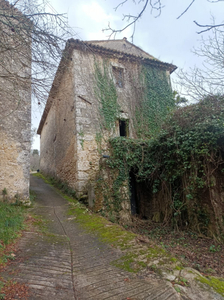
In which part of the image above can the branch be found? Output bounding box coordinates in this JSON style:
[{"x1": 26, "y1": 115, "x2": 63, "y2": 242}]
[
  {"x1": 177, "y1": 0, "x2": 196, "y2": 19},
  {"x1": 149, "y1": 0, "x2": 164, "y2": 17},
  {"x1": 194, "y1": 20, "x2": 224, "y2": 33},
  {"x1": 103, "y1": 0, "x2": 149, "y2": 41},
  {"x1": 114, "y1": 0, "x2": 128, "y2": 11}
]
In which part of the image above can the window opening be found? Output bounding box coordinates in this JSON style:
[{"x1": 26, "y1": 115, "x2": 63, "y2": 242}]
[
  {"x1": 119, "y1": 120, "x2": 127, "y2": 137},
  {"x1": 112, "y1": 66, "x2": 124, "y2": 88}
]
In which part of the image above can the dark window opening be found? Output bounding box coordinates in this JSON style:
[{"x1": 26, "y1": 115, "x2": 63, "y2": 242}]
[
  {"x1": 119, "y1": 120, "x2": 128, "y2": 137},
  {"x1": 113, "y1": 66, "x2": 124, "y2": 88}
]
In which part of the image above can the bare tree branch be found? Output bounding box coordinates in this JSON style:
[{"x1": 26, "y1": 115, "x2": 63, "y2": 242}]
[
  {"x1": 0, "y1": 0, "x2": 74, "y2": 114},
  {"x1": 194, "y1": 20, "x2": 224, "y2": 33},
  {"x1": 175, "y1": 28, "x2": 224, "y2": 100},
  {"x1": 103, "y1": 0, "x2": 149, "y2": 41},
  {"x1": 106, "y1": 0, "x2": 224, "y2": 40},
  {"x1": 114, "y1": 0, "x2": 128, "y2": 11},
  {"x1": 177, "y1": 0, "x2": 196, "y2": 20}
]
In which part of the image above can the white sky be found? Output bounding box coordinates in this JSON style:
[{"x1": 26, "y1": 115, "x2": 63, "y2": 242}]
[{"x1": 32, "y1": 0, "x2": 224, "y2": 149}]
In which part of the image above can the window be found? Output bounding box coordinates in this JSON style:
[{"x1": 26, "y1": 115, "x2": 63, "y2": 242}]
[
  {"x1": 112, "y1": 66, "x2": 124, "y2": 88},
  {"x1": 119, "y1": 119, "x2": 128, "y2": 137}
]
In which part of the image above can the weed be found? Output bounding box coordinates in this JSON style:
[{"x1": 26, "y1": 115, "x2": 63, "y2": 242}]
[
  {"x1": 176, "y1": 277, "x2": 189, "y2": 287},
  {"x1": 13, "y1": 193, "x2": 22, "y2": 206},
  {"x1": 29, "y1": 190, "x2": 36, "y2": 204},
  {"x1": 209, "y1": 244, "x2": 221, "y2": 253},
  {"x1": 2, "y1": 188, "x2": 7, "y2": 202},
  {"x1": 174, "y1": 286, "x2": 181, "y2": 293}
]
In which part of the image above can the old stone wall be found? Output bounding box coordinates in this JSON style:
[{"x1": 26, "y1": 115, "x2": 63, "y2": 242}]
[
  {"x1": 0, "y1": 1, "x2": 31, "y2": 201},
  {"x1": 0, "y1": 79, "x2": 31, "y2": 200},
  {"x1": 39, "y1": 58, "x2": 78, "y2": 188},
  {"x1": 39, "y1": 44, "x2": 172, "y2": 212},
  {"x1": 72, "y1": 48, "x2": 144, "y2": 195}
]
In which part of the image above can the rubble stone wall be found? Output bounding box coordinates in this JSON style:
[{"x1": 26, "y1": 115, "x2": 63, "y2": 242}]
[
  {"x1": 39, "y1": 58, "x2": 78, "y2": 189},
  {"x1": 0, "y1": 1, "x2": 31, "y2": 200},
  {"x1": 39, "y1": 47, "x2": 144, "y2": 196},
  {"x1": 0, "y1": 81, "x2": 31, "y2": 200}
]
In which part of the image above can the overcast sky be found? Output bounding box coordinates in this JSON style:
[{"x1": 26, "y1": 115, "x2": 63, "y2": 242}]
[{"x1": 32, "y1": 0, "x2": 224, "y2": 149}]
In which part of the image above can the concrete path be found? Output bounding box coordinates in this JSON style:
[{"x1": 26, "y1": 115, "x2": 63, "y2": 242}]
[{"x1": 2, "y1": 176, "x2": 180, "y2": 299}]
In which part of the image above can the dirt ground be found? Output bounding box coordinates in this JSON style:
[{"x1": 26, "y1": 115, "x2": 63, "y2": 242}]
[{"x1": 130, "y1": 220, "x2": 224, "y2": 277}]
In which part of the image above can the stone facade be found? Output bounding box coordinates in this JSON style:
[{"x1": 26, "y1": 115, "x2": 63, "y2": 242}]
[
  {"x1": 0, "y1": 0, "x2": 31, "y2": 200},
  {"x1": 38, "y1": 38, "x2": 176, "y2": 203}
]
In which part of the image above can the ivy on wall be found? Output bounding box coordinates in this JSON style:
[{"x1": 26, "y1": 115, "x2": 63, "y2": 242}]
[
  {"x1": 134, "y1": 66, "x2": 174, "y2": 138},
  {"x1": 92, "y1": 59, "x2": 224, "y2": 237},
  {"x1": 94, "y1": 61, "x2": 120, "y2": 131},
  {"x1": 93, "y1": 59, "x2": 178, "y2": 222},
  {"x1": 106, "y1": 96, "x2": 224, "y2": 236},
  {"x1": 94, "y1": 60, "x2": 174, "y2": 139}
]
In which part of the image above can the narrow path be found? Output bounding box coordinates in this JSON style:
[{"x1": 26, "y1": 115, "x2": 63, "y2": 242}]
[{"x1": 2, "y1": 176, "x2": 180, "y2": 299}]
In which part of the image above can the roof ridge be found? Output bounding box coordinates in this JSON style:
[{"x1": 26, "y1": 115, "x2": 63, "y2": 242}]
[{"x1": 84, "y1": 38, "x2": 156, "y2": 60}]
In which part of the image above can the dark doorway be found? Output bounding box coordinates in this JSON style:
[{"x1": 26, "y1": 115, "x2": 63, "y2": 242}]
[
  {"x1": 119, "y1": 120, "x2": 127, "y2": 137},
  {"x1": 129, "y1": 171, "x2": 152, "y2": 218},
  {"x1": 130, "y1": 171, "x2": 139, "y2": 215}
]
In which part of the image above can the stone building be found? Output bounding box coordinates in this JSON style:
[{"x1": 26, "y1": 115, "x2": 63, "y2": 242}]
[
  {"x1": 38, "y1": 38, "x2": 176, "y2": 202},
  {"x1": 0, "y1": 0, "x2": 31, "y2": 201}
]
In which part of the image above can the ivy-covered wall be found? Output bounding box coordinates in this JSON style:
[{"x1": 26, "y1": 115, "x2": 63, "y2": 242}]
[
  {"x1": 92, "y1": 58, "x2": 175, "y2": 222},
  {"x1": 96, "y1": 96, "x2": 224, "y2": 236},
  {"x1": 94, "y1": 59, "x2": 174, "y2": 139}
]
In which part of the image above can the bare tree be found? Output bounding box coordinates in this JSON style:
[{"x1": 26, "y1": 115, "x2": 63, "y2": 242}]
[
  {"x1": 176, "y1": 27, "x2": 224, "y2": 101},
  {"x1": 104, "y1": 0, "x2": 224, "y2": 40},
  {"x1": 0, "y1": 0, "x2": 72, "y2": 112}
]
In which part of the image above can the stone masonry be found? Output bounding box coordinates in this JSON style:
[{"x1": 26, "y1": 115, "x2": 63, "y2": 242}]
[
  {"x1": 38, "y1": 38, "x2": 176, "y2": 199},
  {"x1": 0, "y1": 0, "x2": 31, "y2": 200}
]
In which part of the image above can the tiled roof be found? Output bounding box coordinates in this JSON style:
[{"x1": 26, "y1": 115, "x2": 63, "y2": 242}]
[
  {"x1": 67, "y1": 38, "x2": 176, "y2": 74},
  {"x1": 85, "y1": 38, "x2": 156, "y2": 60}
]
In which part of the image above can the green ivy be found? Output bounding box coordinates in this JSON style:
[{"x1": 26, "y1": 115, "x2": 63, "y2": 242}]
[
  {"x1": 106, "y1": 95, "x2": 224, "y2": 235},
  {"x1": 134, "y1": 66, "x2": 174, "y2": 138},
  {"x1": 94, "y1": 61, "x2": 120, "y2": 131}
]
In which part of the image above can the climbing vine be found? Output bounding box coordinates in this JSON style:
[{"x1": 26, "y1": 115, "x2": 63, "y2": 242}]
[
  {"x1": 134, "y1": 66, "x2": 174, "y2": 138},
  {"x1": 105, "y1": 95, "x2": 224, "y2": 236},
  {"x1": 93, "y1": 60, "x2": 224, "y2": 237},
  {"x1": 94, "y1": 60, "x2": 120, "y2": 131},
  {"x1": 93, "y1": 60, "x2": 178, "y2": 222}
]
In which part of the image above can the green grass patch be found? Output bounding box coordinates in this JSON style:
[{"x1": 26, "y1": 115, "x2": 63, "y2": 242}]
[
  {"x1": 68, "y1": 202, "x2": 135, "y2": 249},
  {"x1": 197, "y1": 276, "x2": 224, "y2": 296},
  {"x1": 32, "y1": 172, "x2": 51, "y2": 184},
  {"x1": 112, "y1": 253, "x2": 139, "y2": 273},
  {"x1": 0, "y1": 202, "x2": 25, "y2": 246},
  {"x1": 0, "y1": 202, "x2": 26, "y2": 267}
]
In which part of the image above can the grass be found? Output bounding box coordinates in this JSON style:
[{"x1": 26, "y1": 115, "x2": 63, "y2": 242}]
[
  {"x1": 0, "y1": 202, "x2": 25, "y2": 246},
  {"x1": 0, "y1": 201, "x2": 26, "y2": 298},
  {"x1": 197, "y1": 276, "x2": 224, "y2": 296}
]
